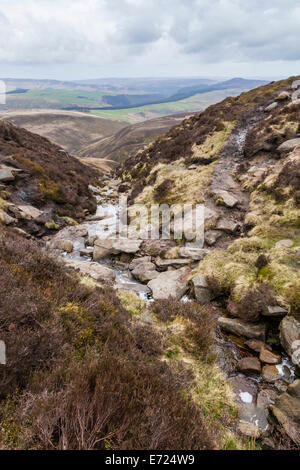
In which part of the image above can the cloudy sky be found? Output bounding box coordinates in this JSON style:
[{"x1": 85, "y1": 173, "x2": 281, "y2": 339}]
[{"x1": 0, "y1": 0, "x2": 300, "y2": 80}]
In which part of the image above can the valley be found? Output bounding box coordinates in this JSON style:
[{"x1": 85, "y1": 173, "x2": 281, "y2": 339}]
[{"x1": 0, "y1": 76, "x2": 299, "y2": 451}]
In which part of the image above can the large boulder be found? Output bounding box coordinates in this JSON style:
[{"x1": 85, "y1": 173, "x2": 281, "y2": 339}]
[
  {"x1": 129, "y1": 257, "x2": 151, "y2": 270},
  {"x1": 270, "y1": 380, "x2": 300, "y2": 446},
  {"x1": 237, "y1": 357, "x2": 261, "y2": 374},
  {"x1": 191, "y1": 274, "x2": 215, "y2": 304},
  {"x1": 0, "y1": 209, "x2": 15, "y2": 225},
  {"x1": 277, "y1": 138, "x2": 300, "y2": 154},
  {"x1": 148, "y1": 267, "x2": 190, "y2": 300},
  {"x1": 280, "y1": 316, "x2": 300, "y2": 366},
  {"x1": 112, "y1": 238, "x2": 142, "y2": 254},
  {"x1": 218, "y1": 317, "x2": 266, "y2": 340},
  {"x1": 50, "y1": 239, "x2": 73, "y2": 253},
  {"x1": 93, "y1": 239, "x2": 118, "y2": 260},
  {"x1": 65, "y1": 259, "x2": 115, "y2": 282},
  {"x1": 131, "y1": 261, "x2": 159, "y2": 283}
]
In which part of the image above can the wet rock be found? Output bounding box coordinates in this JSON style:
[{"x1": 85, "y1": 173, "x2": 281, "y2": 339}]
[
  {"x1": 238, "y1": 357, "x2": 261, "y2": 374},
  {"x1": 65, "y1": 259, "x2": 115, "y2": 282},
  {"x1": 274, "y1": 380, "x2": 289, "y2": 394},
  {"x1": 112, "y1": 238, "x2": 142, "y2": 254},
  {"x1": 178, "y1": 247, "x2": 210, "y2": 260},
  {"x1": 93, "y1": 239, "x2": 117, "y2": 260},
  {"x1": 275, "y1": 239, "x2": 294, "y2": 248},
  {"x1": 148, "y1": 267, "x2": 190, "y2": 300},
  {"x1": 0, "y1": 168, "x2": 15, "y2": 182},
  {"x1": 245, "y1": 339, "x2": 266, "y2": 353},
  {"x1": 216, "y1": 218, "x2": 240, "y2": 234},
  {"x1": 56, "y1": 225, "x2": 88, "y2": 239},
  {"x1": 80, "y1": 248, "x2": 93, "y2": 257},
  {"x1": 259, "y1": 347, "x2": 281, "y2": 365},
  {"x1": 257, "y1": 389, "x2": 277, "y2": 409},
  {"x1": 238, "y1": 421, "x2": 262, "y2": 439},
  {"x1": 204, "y1": 230, "x2": 222, "y2": 246},
  {"x1": 262, "y1": 365, "x2": 281, "y2": 383},
  {"x1": 0, "y1": 209, "x2": 15, "y2": 225},
  {"x1": 264, "y1": 102, "x2": 278, "y2": 112},
  {"x1": 50, "y1": 239, "x2": 73, "y2": 253},
  {"x1": 155, "y1": 258, "x2": 191, "y2": 270},
  {"x1": 277, "y1": 138, "x2": 300, "y2": 153},
  {"x1": 192, "y1": 274, "x2": 215, "y2": 304},
  {"x1": 212, "y1": 189, "x2": 238, "y2": 208},
  {"x1": 280, "y1": 316, "x2": 300, "y2": 367},
  {"x1": 270, "y1": 380, "x2": 300, "y2": 446},
  {"x1": 263, "y1": 305, "x2": 288, "y2": 317},
  {"x1": 131, "y1": 261, "x2": 159, "y2": 283},
  {"x1": 86, "y1": 235, "x2": 97, "y2": 247},
  {"x1": 218, "y1": 317, "x2": 266, "y2": 340}
]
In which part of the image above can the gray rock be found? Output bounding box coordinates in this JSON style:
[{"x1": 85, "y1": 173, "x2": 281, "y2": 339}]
[
  {"x1": 80, "y1": 248, "x2": 94, "y2": 257},
  {"x1": 0, "y1": 209, "x2": 15, "y2": 225},
  {"x1": 155, "y1": 258, "x2": 191, "y2": 269},
  {"x1": 212, "y1": 189, "x2": 238, "y2": 208},
  {"x1": 270, "y1": 380, "x2": 300, "y2": 446},
  {"x1": 93, "y1": 239, "x2": 117, "y2": 260},
  {"x1": 0, "y1": 168, "x2": 15, "y2": 182},
  {"x1": 263, "y1": 305, "x2": 288, "y2": 317},
  {"x1": 112, "y1": 238, "x2": 142, "y2": 254},
  {"x1": 178, "y1": 247, "x2": 210, "y2": 260},
  {"x1": 275, "y1": 239, "x2": 294, "y2": 248},
  {"x1": 131, "y1": 261, "x2": 159, "y2": 283},
  {"x1": 205, "y1": 230, "x2": 222, "y2": 246},
  {"x1": 277, "y1": 138, "x2": 300, "y2": 153},
  {"x1": 50, "y1": 239, "x2": 73, "y2": 253},
  {"x1": 216, "y1": 218, "x2": 240, "y2": 234},
  {"x1": 292, "y1": 80, "x2": 300, "y2": 90},
  {"x1": 17, "y1": 205, "x2": 43, "y2": 220},
  {"x1": 65, "y1": 259, "x2": 115, "y2": 282},
  {"x1": 148, "y1": 267, "x2": 190, "y2": 300},
  {"x1": 192, "y1": 274, "x2": 215, "y2": 304},
  {"x1": 129, "y1": 257, "x2": 151, "y2": 271},
  {"x1": 280, "y1": 316, "x2": 300, "y2": 366},
  {"x1": 257, "y1": 389, "x2": 277, "y2": 409},
  {"x1": 264, "y1": 102, "x2": 278, "y2": 112},
  {"x1": 218, "y1": 317, "x2": 266, "y2": 340}
]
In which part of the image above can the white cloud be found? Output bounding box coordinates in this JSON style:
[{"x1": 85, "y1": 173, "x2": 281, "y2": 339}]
[{"x1": 0, "y1": 0, "x2": 299, "y2": 77}]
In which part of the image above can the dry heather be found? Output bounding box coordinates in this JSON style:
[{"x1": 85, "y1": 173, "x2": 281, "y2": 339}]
[{"x1": 0, "y1": 228, "x2": 240, "y2": 450}]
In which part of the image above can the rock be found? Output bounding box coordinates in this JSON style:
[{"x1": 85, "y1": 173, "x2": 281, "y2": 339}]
[
  {"x1": 270, "y1": 380, "x2": 300, "y2": 446},
  {"x1": 292, "y1": 80, "x2": 300, "y2": 90},
  {"x1": 12, "y1": 227, "x2": 30, "y2": 238},
  {"x1": 257, "y1": 389, "x2": 277, "y2": 409},
  {"x1": 245, "y1": 339, "x2": 266, "y2": 353},
  {"x1": 50, "y1": 239, "x2": 73, "y2": 253},
  {"x1": 218, "y1": 317, "x2": 266, "y2": 340},
  {"x1": 275, "y1": 239, "x2": 294, "y2": 248},
  {"x1": 171, "y1": 207, "x2": 204, "y2": 243},
  {"x1": 212, "y1": 190, "x2": 238, "y2": 208},
  {"x1": 277, "y1": 91, "x2": 290, "y2": 101},
  {"x1": 0, "y1": 168, "x2": 15, "y2": 182},
  {"x1": 259, "y1": 347, "x2": 281, "y2": 365},
  {"x1": 238, "y1": 420, "x2": 261, "y2": 439},
  {"x1": 178, "y1": 247, "x2": 210, "y2": 260},
  {"x1": 17, "y1": 205, "x2": 43, "y2": 220},
  {"x1": 216, "y1": 218, "x2": 240, "y2": 234},
  {"x1": 65, "y1": 259, "x2": 115, "y2": 282},
  {"x1": 274, "y1": 380, "x2": 289, "y2": 394},
  {"x1": 86, "y1": 235, "x2": 97, "y2": 247},
  {"x1": 112, "y1": 239, "x2": 142, "y2": 254},
  {"x1": 205, "y1": 230, "x2": 222, "y2": 246},
  {"x1": 237, "y1": 357, "x2": 261, "y2": 374},
  {"x1": 263, "y1": 305, "x2": 288, "y2": 317},
  {"x1": 93, "y1": 239, "x2": 117, "y2": 260},
  {"x1": 264, "y1": 102, "x2": 278, "y2": 112},
  {"x1": 148, "y1": 267, "x2": 190, "y2": 300},
  {"x1": 192, "y1": 274, "x2": 215, "y2": 304},
  {"x1": 0, "y1": 209, "x2": 15, "y2": 225},
  {"x1": 80, "y1": 248, "x2": 94, "y2": 257},
  {"x1": 129, "y1": 257, "x2": 151, "y2": 270},
  {"x1": 188, "y1": 164, "x2": 198, "y2": 170},
  {"x1": 155, "y1": 258, "x2": 191, "y2": 270},
  {"x1": 280, "y1": 316, "x2": 300, "y2": 366},
  {"x1": 88, "y1": 184, "x2": 102, "y2": 195},
  {"x1": 262, "y1": 365, "x2": 281, "y2": 383},
  {"x1": 277, "y1": 138, "x2": 300, "y2": 153},
  {"x1": 131, "y1": 261, "x2": 159, "y2": 283},
  {"x1": 55, "y1": 225, "x2": 88, "y2": 239}
]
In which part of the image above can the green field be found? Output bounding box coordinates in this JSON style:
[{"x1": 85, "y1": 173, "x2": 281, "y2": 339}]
[
  {"x1": 89, "y1": 89, "x2": 242, "y2": 123},
  {"x1": 7, "y1": 88, "x2": 110, "y2": 107}
]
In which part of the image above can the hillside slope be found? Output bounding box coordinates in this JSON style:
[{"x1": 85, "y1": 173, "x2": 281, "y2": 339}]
[
  {"x1": 0, "y1": 110, "x2": 126, "y2": 155},
  {"x1": 0, "y1": 120, "x2": 99, "y2": 236}
]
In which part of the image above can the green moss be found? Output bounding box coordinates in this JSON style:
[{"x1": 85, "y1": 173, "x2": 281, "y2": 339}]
[
  {"x1": 118, "y1": 290, "x2": 146, "y2": 316},
  {"x1": 39, "y1": 178, "x2": 61, "y2": 202},
  {"x1": 45, "y1": 220, "x2": 60, "y2": 230}
]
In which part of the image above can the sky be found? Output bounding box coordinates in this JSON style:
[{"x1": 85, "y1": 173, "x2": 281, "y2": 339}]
[{"x1": 0, "y1": 0, "x2": 300, "y2": 80}]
